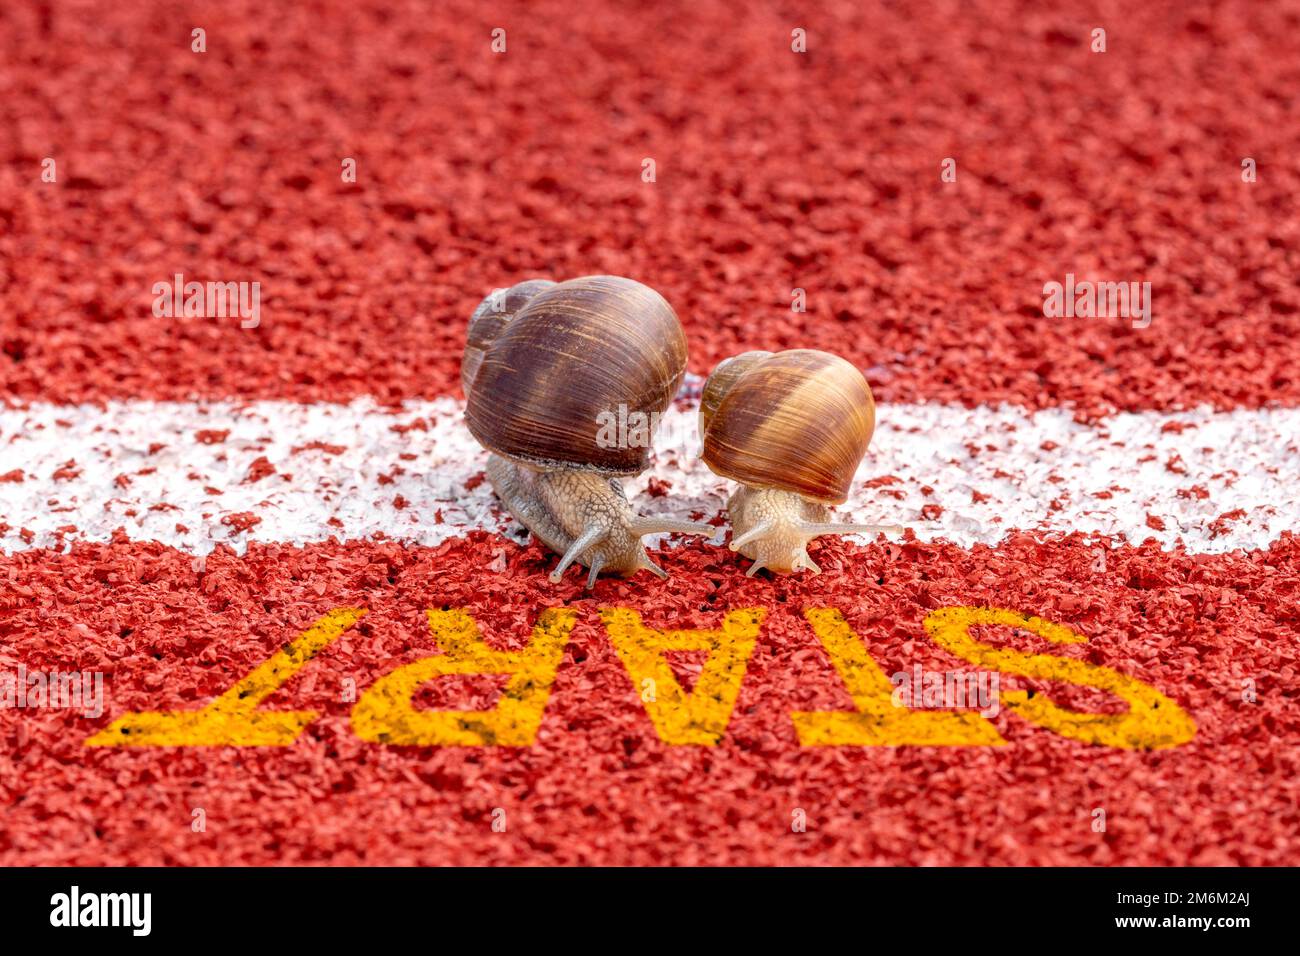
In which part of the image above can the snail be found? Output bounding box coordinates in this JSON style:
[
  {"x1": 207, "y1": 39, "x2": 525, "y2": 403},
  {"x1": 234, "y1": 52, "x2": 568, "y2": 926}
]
[
  {"x1": 699, "y1": 349, "x2": 901, "y2": 575},
  {"x1": 462, "y1": 275, "x2": 714, "y2": 588}
]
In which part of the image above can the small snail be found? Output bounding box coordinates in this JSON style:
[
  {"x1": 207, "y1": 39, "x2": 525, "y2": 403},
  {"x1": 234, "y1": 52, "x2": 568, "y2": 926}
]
[
  {"x1": 700, "y1": 349, "x2": 900, "y2": 575},
  {"x1": 463, "y1": 275, "x2": 714, "y2": 587}
]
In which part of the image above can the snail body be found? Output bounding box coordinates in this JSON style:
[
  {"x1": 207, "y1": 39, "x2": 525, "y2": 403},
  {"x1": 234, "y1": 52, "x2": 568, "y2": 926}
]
[
  {"x1": 463, "y1": 275, "x2": 713, "y2": 587},
  {"x1": 700, "y1": 349, "x2": 900, "y2": 575}
]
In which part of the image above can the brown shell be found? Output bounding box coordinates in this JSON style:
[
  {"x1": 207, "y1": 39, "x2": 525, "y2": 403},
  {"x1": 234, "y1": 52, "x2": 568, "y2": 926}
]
[
  {"x1": 463, "y1": 276, "x2": 687, "y2": 475},
  {"x1": 700, "y1": 349, "x2": 875, "y2": 504},
  {"x1": 461, "y1": 279, "x2": 557, "y2": 396},
  {"x1": 698, "y1": 350, "x2": 771, "y2": 439}
]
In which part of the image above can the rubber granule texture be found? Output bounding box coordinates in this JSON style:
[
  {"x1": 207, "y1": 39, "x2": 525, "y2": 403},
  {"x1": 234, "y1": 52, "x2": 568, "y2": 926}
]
[
  {"x1": 1, "y1": 533, "x2": 1297, "y2": 865},
  {"x1": 2, "y1": 1, "x2": 1300, "y2": 415}
]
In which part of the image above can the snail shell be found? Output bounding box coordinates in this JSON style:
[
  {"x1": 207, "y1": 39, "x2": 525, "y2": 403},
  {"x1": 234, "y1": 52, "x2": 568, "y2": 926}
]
[
  {"x1": 700, "y1": 349, "x2": 875, "y2": 505},
  {"x1": 461, "y1": 275, "x2": 712, "y2": 587},
  {"x1": 463, "y1": 275, "x2": 687, "y2": 476},
  {"x1": 461, "y1": 278, "x2": 557, "y2": 396}
]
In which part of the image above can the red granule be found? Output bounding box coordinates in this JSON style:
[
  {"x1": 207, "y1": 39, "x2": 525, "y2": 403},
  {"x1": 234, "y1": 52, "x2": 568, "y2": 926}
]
[
  {"x1": 1210, "y1": 509, "x2": 1248, "y2": 538},
  {"x1": 195, "y1": 430, "x2": 230, "y2": 445},
  {"x1": 1146, "y1": 514, "x2": 1166, "y2": 531},
  {"x1": 292, "y1": 442, "x2": 347, "y2": 456},
  {"x1": 220, "y1": 512, "x2": 262, "y2": 533},
  {"x1": 0, "y1": 470, "x2": 24, "y2": 483},
  {"x1": 243, "y1": 457, "x2": 276, "y2": 483},
  {"x1": 389, "y1": 419, "x2": 430, "y2": 434}
]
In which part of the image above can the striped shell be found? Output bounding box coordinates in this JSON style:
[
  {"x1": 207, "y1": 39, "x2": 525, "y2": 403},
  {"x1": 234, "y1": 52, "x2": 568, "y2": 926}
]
[
  {"x1": 461, "y1": 278, "x2": 557, "y2": 397},
  {"x1": 462, "y1": 276, "x2": 687, "y2": 476},
  {"x1": 700, "y1": 349, "x2": 875, "y2": 504}
]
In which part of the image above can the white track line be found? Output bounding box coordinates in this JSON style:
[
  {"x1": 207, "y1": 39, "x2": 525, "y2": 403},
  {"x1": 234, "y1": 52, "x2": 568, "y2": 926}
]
[{"x1": 1, "y1": 398, "x2": 1297, "y2": 555}]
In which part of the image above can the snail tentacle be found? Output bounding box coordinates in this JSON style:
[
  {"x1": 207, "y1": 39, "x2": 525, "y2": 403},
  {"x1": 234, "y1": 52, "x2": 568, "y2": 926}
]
[
  {"x1": 798, "y1": 554, "x2": 823, "y2": 575},
  {"x1": 725, "y1": 485, "x2": 897, "y2": 577},
  {"x1": 490, "y1": 456, "x2": 710, "y2": 589},
  {"x1": 549, "y1": 525, "x2": 608, "y2": 584},
  {"x1": 728, "y1": 521, "x2": 774, "y2": 551},
  {"x1": 638, "y1": 554, "x2": 670, "y2": 580},
  {"x1": 584, "y1": 556, "x2": 607, "y2": 589}
]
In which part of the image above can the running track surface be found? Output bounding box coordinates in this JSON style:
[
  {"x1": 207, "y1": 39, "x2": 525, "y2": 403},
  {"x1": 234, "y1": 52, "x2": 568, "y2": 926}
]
[{"x1": 1, "y1": 0, "x2": 1298, "y2": 865}]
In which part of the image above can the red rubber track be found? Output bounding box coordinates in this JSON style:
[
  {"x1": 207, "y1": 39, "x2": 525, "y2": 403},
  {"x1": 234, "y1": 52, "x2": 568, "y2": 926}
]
[
  {"x1": 2, "y1": 534, "x2": 1298, "y2": 866},
  {"x1": 3, "y1": 0, "x2": 1300, "y2": 866},
  {"x1": 2, "y1": 1, "x2": 1299, "y2": 415}
]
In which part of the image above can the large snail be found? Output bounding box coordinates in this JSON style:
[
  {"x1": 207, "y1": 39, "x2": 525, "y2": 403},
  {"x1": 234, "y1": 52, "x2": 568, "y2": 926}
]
[
  {"x1": 463, "y1": 275, "x2": 714, "y2": 587},
  {"x1": 700, "y1": 349, "x2": 900, "y2": 575}
]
